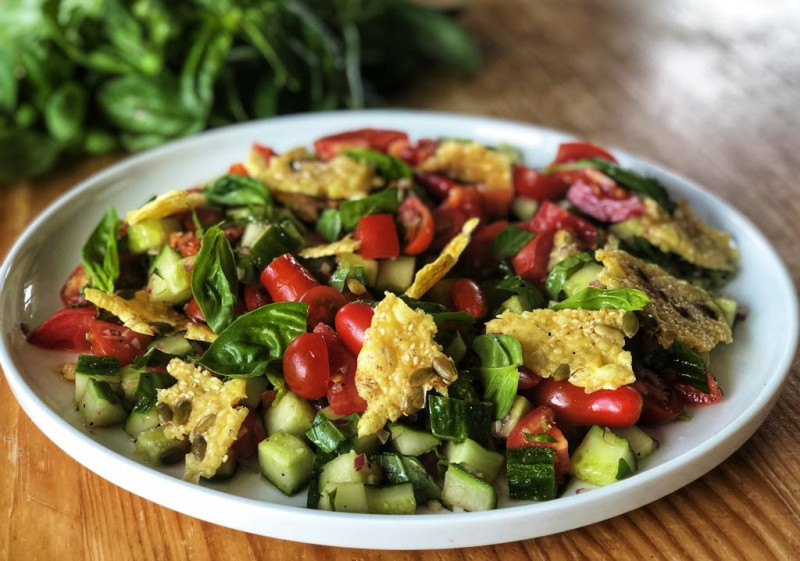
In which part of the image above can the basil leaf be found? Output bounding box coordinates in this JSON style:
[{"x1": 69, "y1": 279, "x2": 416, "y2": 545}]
[
  {"x1": 550, "y1": 287, "x2": 650, "y2": 311},
  {"x1": 344, "y1": 148, "x2": 412, "y2": 181},
  {"x1": 205, "y1": 174, "x2": 273, "y2": 212},
  {"x1": 198, "y1": 302, "x2": 308, "y2": 377},
  {"x1": 544, "y1": 252, "x2": 594, "y2": 300},
  {"x1": 399, "y1": 296, "x2": 474, "y2": 326},
  {"x1": 316, "y1": 208, "x2": 342, "y2": 242},
  {"x1": 131, "y1": 372, "x2": 175, "y2": 414},
  {"x1": 191, "y1": 225, "x2": 238, "y2": 334},
  {"x1": 671, "y1": 340, "x2": 709, "y2": 393},
  {"x1": 82, "y1": 207, "x2": 120, "y2": 293},
  {"x1": 494, "y1": 276, "x2": 545, "y2": 310},
  {"x1": 490, "y1": 225, "x2": 535, "y2": 261},
  {"x1": 339, "y1": 187, "x2": 401, "y2": 231},
  {"x1": 472, "y1": 334, "x2": 522, "y2": 419}
]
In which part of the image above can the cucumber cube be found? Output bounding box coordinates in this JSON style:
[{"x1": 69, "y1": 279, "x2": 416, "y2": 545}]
[{"x1": 258, "y1": 432, "x2": 315, "y2": 495}]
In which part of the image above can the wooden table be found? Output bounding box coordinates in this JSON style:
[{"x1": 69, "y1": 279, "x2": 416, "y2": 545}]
[{"x1": 2, "y1": 0, "x2": 799, "y2": 558}]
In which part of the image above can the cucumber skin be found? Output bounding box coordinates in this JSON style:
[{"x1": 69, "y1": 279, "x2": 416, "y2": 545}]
[
  {"x1": 258, "y1": 432, "x2": 316, "y2": 496},
  {"x1": 445, "y1": 439, "x2": 504, "y2": 482},
  {"x1": 365, "y1": 483, "x2": 417, "y2": 515},
  {"x1": 428, "y1": 395, "x2": 494, "y2": 445},
  {"x1": 570, "y1": 426, "x2": 638, "y2": 487},
  {"x1": 442, "y1": 464, "x2": 497, "y2": 512},
  {"x1": 79, "y1": 378, "x2": 127, "y2": 428},
  {"x1": 506, "y1": 446, "x2": 557, "y2": 501},
  {"x1": 388, "y1": 423, "x2": 441, "y2": 456},
  {"x1": 135, "y1": 427, "x2": 190, "y2": 465}
]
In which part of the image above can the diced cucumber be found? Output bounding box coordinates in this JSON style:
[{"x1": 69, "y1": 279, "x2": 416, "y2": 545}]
[
  {"x1": 240, "y1": 221, "x2": 270, "y2": 249},
  {"x1": 506, "y1": 445, "x2": 556, "y2": 501},
  {"x1": 611, "y1": 218, "x2": 641, "y2": 239},
  {"x1": 258, "y1": 432, "x2": 316, "y2": 495},
  {"x1": 147, "y1": 333, "x2": 193, "y2": 357},
  {"x1": 337, "y1": 253, "x2": 379, "y2": 286},
  {"x1": 123, "y1": 407, "x2": 160, "y2": 437},
  {"x1": 492, "y1": 395, "x2": 533, "y2": 438},
  {"x1": 318, "y1": 451, "x2": 382, "y2": 490},
  {"x1": 263, "y1": 390, "x2": 316, "y2": 438},
  {"x1": 79, "y1": 378, "x2": 127, "y2": 428},
  {"x1": 613, "y1": 425, "x2": 657, "y2": 459},
  {"x1": 374, "y1": 453, "x2": 442, "y2": 502},
  {"x1": 376, "y1": 256, "x2": 416, "y2": 293},
  {"x1": 563, "y1": 262, "x2": 604, "y2": 297},
  {"x1": 353, "y1": 433, "x2": 381, "y2": 456},
  {"x1": 134, "y1": 427, "x2": 189, "y2": 465},
  {"x1": 207, "y1": 450, "x2": 239, "y2": 481},
  {"x1": 498, "y1": 295, "x2": 526, "y2": 314},
  {"x1": 442, "y1": 464, "x2": 497, "y2": 512},
  {"x1": 242, "y1": 376, "x2": 270, "y2": 409},
  {"x1": 715, "y1": 297, "x2": 738, "y2": 328},
  {"x1": 365, "y1": 483, "x2": 417, "y2": 514},
  {"x1": 319, "y1": 482, "x2": 369, "y2": 513},
  {"x1": 127, "y1": 218, "x2": 181, "y2": 255},
  {"x1": 226, "y1": 206, "x2": 268, "y2": 222},
  {"x1": 120, "y1": 365, "x2": 142, "y2": 407},
  {"x1": 428, "y1": 395, "x2": 494, "y2": 445},
  {"x1": 305, "y1": 412, "x2": 359, "y2": 454},
  {"x1": 445, "y1": 439, "x2": 504, "y2": 482},
  {"x1": 75, "y1": 371, "x2": 121, "y2": 404},
  {"x1": 511, "y1": 196, "x2": 539, "y2": 221},
  {"x1": 571, "y1": 425, "x2": 637, "y2": 486},
  {"x1": 389, "y1": 424, "x2": 441, "y2": 456},
  {"x1": 147, "y1": 245, "x2": 193, "y2": 304}
]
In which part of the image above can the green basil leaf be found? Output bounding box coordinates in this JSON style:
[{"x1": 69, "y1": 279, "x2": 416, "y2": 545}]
[
  {"x1": 82, "y1": 207, "x2": 120, "y2": 293},
  {"x1": 339, "y1": 187, "x2": 401, "y2": 231},
  {"x1": 344, "y1": 148, "x2": 412, "y2": 181},
  {"x1": 199, "y1": 302, "x2": 308, "y2": 377},
  {"x1": 671, "y1": 340, "x2": 709, "y2": 393},
  {"x1": 550, "y1": 287, "x2": 650, "y2": 311},
  {"x1": 473, "y1": 334, "x2": 523, "y2": 368},
  {"x1": 490, "y1": 225, "x2": 535, "y2": 261},
  {"x1": 191, "y1": 225, "x2": 238, "y2": 334},
  {"x1": 399, "y1": 296, "x2": 474, "y2": 326},
  {"x1": 544, "y1": 252, "x2": 594, "y2": 300},
  {"x1": 316, "y1": 208, "x2": 342, "y2": 242},
  {"x1": 205, "y1": 174, "x2": 273, "y2": 211},
  {"x1": 131, "y1": 371, "x2": 175, "y2": 414},
  {"x1": 494, "y1": 275, "x2": 545, "y2": 310},
  {"x1": 472, "y1": 333, "x2": 522, "y2": 419}
]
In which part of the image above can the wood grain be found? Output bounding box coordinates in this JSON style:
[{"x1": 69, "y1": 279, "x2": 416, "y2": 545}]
[{"x1": 2, "y1": 0, "x2": 799, "y2": 558}]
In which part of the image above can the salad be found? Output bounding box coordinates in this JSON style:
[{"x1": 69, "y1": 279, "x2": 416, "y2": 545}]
[{"x1": 26, "y1": 128, "x2": 740, "y2": 514}]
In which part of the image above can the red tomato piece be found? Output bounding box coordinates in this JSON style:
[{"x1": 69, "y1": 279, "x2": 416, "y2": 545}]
[
  {"x1": 440, "y1": 185, "x2": 485, "y2": 221},
  {"x1": 60, "y1": 264, "x2": 90, "y2": 307},
  {"x1": 228, "y1": 163, "x2": 249, "y2": 176},
  {"x1": 300, "y1": 285, "x2": 348, "y2": 327},
  {"x1": 260, "y1": 253, "x2": 321, "y2": 303},
  {"x1": 673, "y1": 369, "x2": 723, "y2": 405},
  {"x1": 450, "y1": 278, "x2": 487, "y2": 319},
  {"x1": 334, "y1": 302, "x2": 374, "y2": 355},
  {"x1": 184, "y1": 298, "x2": 205, "y2": 323},
  {"x1": 530, "y1": 378, "x2": 643, "y2": 428},
  {"x1": 89, "y1": 320, "x2": 152, "y2": 366},
  {"x1": 463, "y1": 220, "x2": 508, "y2": 278},
  {"x1": 27, "y1": 308, "x2": 96, "y2": 352},
  {"x1": 527, "y1": 200, "x2": 599, "y2": 247},
  {"x1": 355, "y1": 214, "x2": 400, "y2": 260},
  {"x1": 477, "y1": 183, "x2": 514, "y2": 219},
  {"x1": 511, "y1": 229, "x2": 556, "y2": 283},
  {"x1": 630, "y1": 369, "x2": 685, "y2": 425},
  {"x1": 313, "y1": 324, "x2": 367, "y2": 415},
  {"x1": 517, "y1": 366, "x2": 542, "y2": 390},
  {"x1": 168, "y1": 231, "x2": 201, "y2": 257},
  {"x1": 252, "y1": 143, "x2": 276, "y2": 162},
  {"x1": 389, "y1": 138, "x2": 437, "y2": 166},
  {"x1": 552, "y1": 142, "x2": 618, "y2": 165},
  {"x1": 416, "y1": 172, "x2": 458, "y2": 200},
  {"x1": 513, "y1": 165, "x2": 571, "y2": 201},
  {"x1": 430, "y1": 207, "x2": 468, "y2": 251},
  {"x1": 182, "y1": 207, "x2": 225, "y2": 232},
  {"x1": 243, "y1": 284, "x2": 271, "y2": 312},
  {"x1": 314, "y1": 129, "x2": 409, "y2": 161},
  {"x1": 283, "y1": 332, "x2": 331, "y2": 400},
  {"x1": 398, "y1": 196, "x2": 435, "y2": 255},
  {"x1": 566, "y1": 169, "x2": 646, "y2": 223},
  {"x1": 507, "y1": 406, "x2": 570, "y2": 483},
  {"x1": 232, "y1": 410, "x2": 267, "y2": 460}
]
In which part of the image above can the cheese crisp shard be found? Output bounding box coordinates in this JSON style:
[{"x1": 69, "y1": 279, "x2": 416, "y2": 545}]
[
  {"x1": 158, "y1": 359, "x2": 248, "y2": 483},
  {"x1": 596, "y1": 248, "x2": 732, "y2": 353},
  {"x1": 84, "y1": 288, "x2": 185, "y2": 336},
  {"x1": 298, "y1": 235, "x2": 360, "y2": 258},
  {"x1": 245, "y1": 147, "x2": 375, "y2": 200},
  {"x1": 486, "y1": 308, "x2": 635, "y2": 393},
  {"x1": 126, "y1": 190, "x2": 206, "y2": 225},
  {"x1": 183, "y1": 322, "x2": 218, "y2": 343},
  {"x1": 355, "y1": 293, "x2": 455, "y2": 436},
  {"x1": 405, "y1": 217, "x2": 479, "y2": 299},
  {"x1": 420, "y1": 141, "x2": 512, "y2": 193}
]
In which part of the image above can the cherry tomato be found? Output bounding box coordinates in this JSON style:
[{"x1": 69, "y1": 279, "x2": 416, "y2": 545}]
[
  {"x1": 507, "y1": 406, "x2": 570, "y2": 483},
  {"x1": 450, "y1": 278, "x2": 487, "y2": 319},
  {"x1": 430, "y1": 207, "x2": 467, "y2": 251},
  {"x1": 314, "y1": 129, "x2": 409, "y2": 161},
  {"x1": 513, "y1": 165, "x2": 571, "y2": 201},
  {"x1": 552, "y1": 142, "x2": 618, "y2": 165},
  {"x1": 527, "y1": 200, "x2": 599, "y2": 247},
  {"x1": 334, "y1": 302, "x2": 374, "y2": 355},
  {"x1": 313, "y1": 324, "x2": 367, "y2": 415},
  {"x1": 27, "y1": 308, "x2": 96, "y2": 352},
  {"x1": 388, "y1": 138, "x2": 437, "y2": 166},
  {"x1": 260, "y1": 253, "x2": 321, "y2": 302},
  {"x1": 60, "y1": 264, "x2": 90, "y2": 307},
  {"x1": 228, "y1": 163, "x2": 249, "y2": 176},
  {"x1": 283, "y1": 332, "x2": 330, "y2": 400},
  {"x1": 232, "y1": 409, "x2": 267, "y2": 460},
  {"x1": 89, "y1": 320, "x2": 152, "y2": 366},
  {"x1": 416, "y1": 172, "x2": 458, "y2": 200},
  {"x1": 440, "y1": 185, "x2": 485, "y2": 220},
  {"x1": 517, "y1": 366, "x2": 542, "y2": 390},
  {"x1": 300, "y1": 285, "x2": 348, "y2": 327},
  {"x1": 530, "y1": 378, "x2": 643, "y2": 428},
  {"x1": 672, "y1": 369, "x2": 723, "y2": 405},
  {"x1": 184, "y1": 298, "x2": 205, "y2": 323},
  {"x1": 243, "y1": 284, "x2": 271, "y2": 312},
  {"x1": 182, "y1": 207, "x2": 224, "y2": 232},
  {"x1": 511, "y1": 228, "x2": 556, "y2": 283},
  {"x1": 566, "y1": 169, "x2": 645, "y2": 223},
  {"x1": 630, "y1": 369, "x2": 685, "y2": 425},
  {"x1": 252, "y1": 142, "x2": 276, "y2": 162},
  {"x1": 463, "y1": 220, "x2": 508, "y2": 278},
  {"x1": 398, "y1": 196, "x2": 435, "y2": 255},
  {"x1": 354, "y1": 214, "x2": 400, "y2": 260}
]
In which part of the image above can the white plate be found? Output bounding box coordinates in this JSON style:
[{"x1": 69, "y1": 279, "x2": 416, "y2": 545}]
[{"x1": 1, "y1": 111, "x2": 797, "y2": 549}]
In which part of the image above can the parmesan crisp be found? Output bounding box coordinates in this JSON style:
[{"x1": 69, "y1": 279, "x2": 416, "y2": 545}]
[
  {"x1": 420, "y1": 141, "x2": 512, "y2": 193},
  {"x1": 298, "y1": 235, "x2": 360, "y2": 258},
  {"x1": 126, "y1": 190, "x2": 206, "y2": 225}
]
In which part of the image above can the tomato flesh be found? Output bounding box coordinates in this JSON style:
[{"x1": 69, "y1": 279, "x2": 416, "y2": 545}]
[
  {"x1": 283, "y1": 332, "x2": 331, "y2": 400},
  {"x1": 252, "y1": 143, "x2": 276, "y2": 162},
  {"x1": 184, "y1": 297, "x2": 205, "y2": 323},
  {"x1": 355, "y1": 214, "x2": 400, "y2": 260},
  {"x1": 430, "y1": 207, "x2": 467, "y2": 251},
  {"x1": 260, "y1": 253, "x2": 321, "y2": 303},
  {"x1": 60, "y1": 264, "x2": 90, "y2": 307},
  {"x1": 334, "y1": 302, "x2": 375, "y2": 355},
  {"x1": 398, "y1": 196, "x2": 435, "y2": 255},
  {"x1": 450, "y1": 278, "x2": 487, "y2": 319},
  {"x1": 566, "y1": 169, "x2": 645, "y2": 223},
  {"x1": 27, "y1": 308, "x2": 96, "y2": 352},
  {"x1": 631, "y1": 369, "x2": 685, "y2": 425},
  {"x1": 440, "y1": 185, "x2": 485, "y2": 221},
  {"x1": 315, "y1": 324, "x2": 366, "y2": 415},
  {"x1": 300, "y1": 285, "x2": 348, "y2": 327},
  {"x1": 314, "y1": 129, "x2": 409, "y2": 161},
  {"x1": 530, "y1": 378, "x2": 643, "y2": 428},
  {"x1": 511, "y1": 229, "x2": 556, "y2": 283},
  {"x1": 507, "y1": 406, "x2": 570, "y2": 483},
  {"x1": 89, "y1": 320, "x2": 152, "y2": 366},
  {"x1": 552, "y1": 142, "x2": 618, "y2": 165},
  {"x1": 232, "y1": 409, "x2": 267, "y2": 460},
  {"x1": 672, "y1": 369, "x2": 723, "y2": 405},
  {"x1": 228, "y1": 163, "x2": 249, "y2": 176},
  {"x1": 416, "y1": 172, "x2": 458, "y2": 200},
  {"x1": 243, "y1": 284, "x2": 271, "y2": 312},
  {"x1": 514, "y1": 165, "x2": 571, "y2": 201},
  {"x1": 527, "y1": 200, "x2": 599, "y2": 247}
]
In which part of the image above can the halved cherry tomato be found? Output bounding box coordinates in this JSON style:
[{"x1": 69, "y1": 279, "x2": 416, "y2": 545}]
[
  {"x1": 566, "y1": 169, "x2": 645, "y2": 223},
  {"x1": 243, "y1": 284, "x2": 271, "y2": 312},
  {"x1": 416, "y1": 172, "x2": 458, "y2": 200},
  {"x1": 354, "y1": 214, "x2": 400, "y2": 260},
  {"x1": 252, "y1": 143, "x2": 276, "y2": 162},
  {"x1": 89, "y1": 320, "x2": 152, "y2": 366},
  {"x1": 300, "y1": 285, "x2": 348, "y2": 327},
  {"x1": 398, "y1": 196, "x2": 434, "y2": 255},
  {"x1": 60, "y1": 264, "x2": 90, "y2": 307},
  {"x1": 184, "y1": 298, "x2": 205, "y2": 323},
  {"x1": 552, "y1": 142, "x2": 618, "y2": 165},
  {"x1": 672, "y1": 369, "x2": 723, "y2": 405},
  {"x1": 450, "y1": 278, "x2": 487, "y2": 319},
  {"x1": 283, "y1": 332, "x2": 330, "y2": 400},
  {"x1": 507, "y1": 406, "x2": 570, "y2": 483},
  {"x1": 182, "y1": 207, "x2": 224, "y2": 232},
  {"x1": 430, "y1": 207, "x2": 467, "y2": 251},
  {"x1": 260, "y1": 253, "x2": 321, "y2": 303},
  {"x1": 440, "y1": 185, "x2": 485, "y2": 221},
  {"x1": 631, "y1": 369, "x2": 685, "y2": 425},
  {"x1": 314, "y1": 324, "x2": 367, "y2": 415},
  {"x1": 314, "y1": 129, "x2": 409, "y2": 161},
  {"x1": 530, "y1": 378, "x2": 643, "y2": 428},
  {"x1": 389, "y1": 138, "x2": 437, "y2": 166},
  {"x1": 228, "y1": 163, "x2": 249, "y2": 176},
  {"x1": 513, "y1": 165, "x2": 571, "y2": 201},
  {"x1": 527, "y1": 200, "x2": 599, "y2": 247},
  {"x1": 27, "y1": 308, "x2": 96, "y2": 352},
  {"x1": 232, "y1": 410, "x2": 267, "y2": 460},
  {"x1": 511, "y1": 229, "x2": 556, "y2": 283},
  {"x1": 334, "y1": 302, "x2": 374, "y2": 355},
  {"x1": 517, "y1": 366, "x2": 542, "y2": 390}
]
